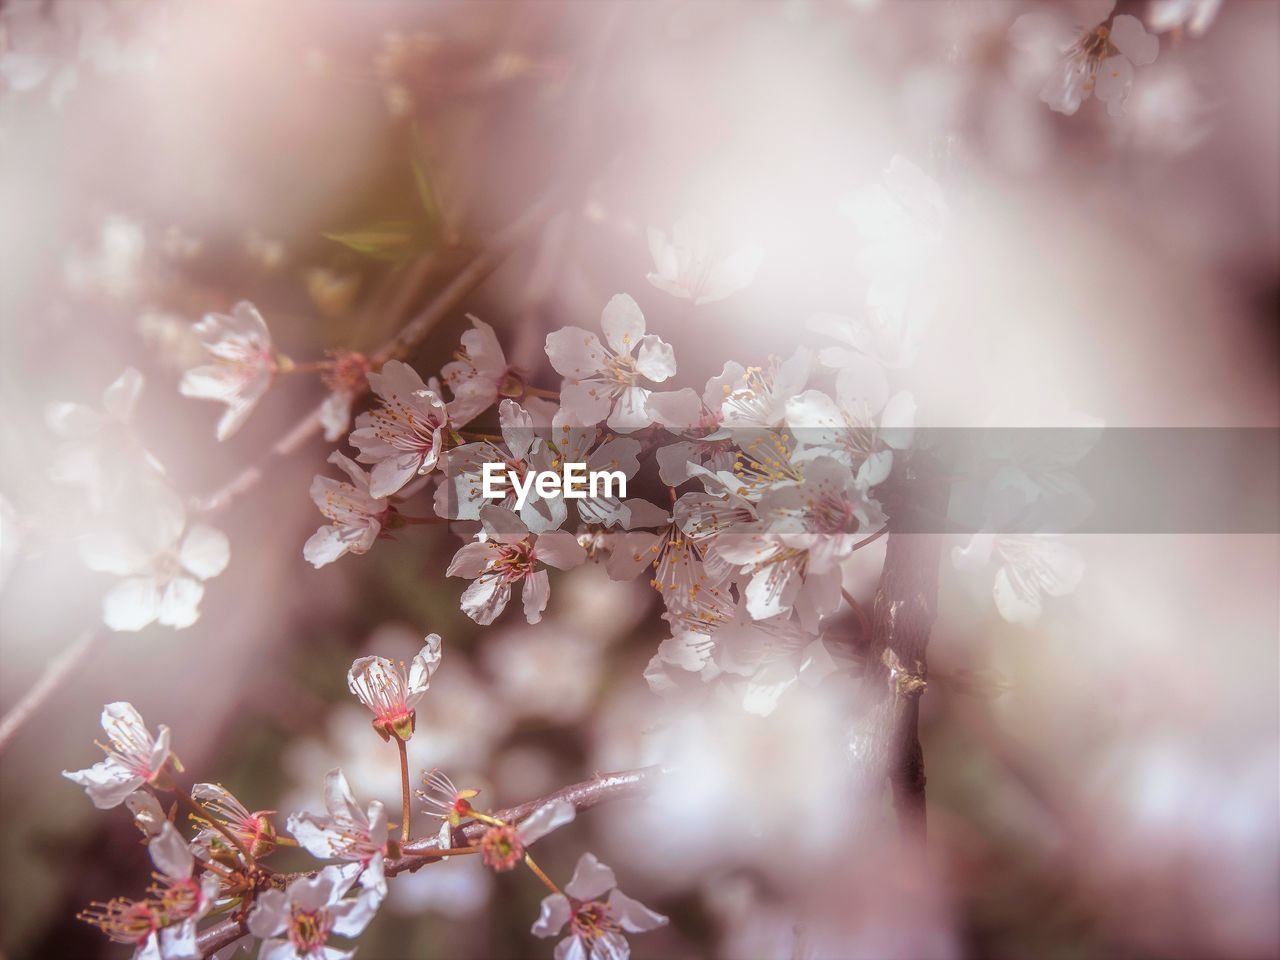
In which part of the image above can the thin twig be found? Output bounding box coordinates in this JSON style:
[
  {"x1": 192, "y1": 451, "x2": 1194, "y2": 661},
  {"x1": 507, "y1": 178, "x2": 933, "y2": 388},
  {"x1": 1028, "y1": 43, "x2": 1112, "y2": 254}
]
[
  {"x1": 193, "y1": 765, "x2": 663, "y2": 957},
  {"x1": 0, "y1": 630, "x2": 98, "y2": 755},
  {"x1": 193, "y1": 187, "x2": 563, "y2": 515},
  {"x1": 396, "y1": 736, "x2": 412, "y2": 844}
]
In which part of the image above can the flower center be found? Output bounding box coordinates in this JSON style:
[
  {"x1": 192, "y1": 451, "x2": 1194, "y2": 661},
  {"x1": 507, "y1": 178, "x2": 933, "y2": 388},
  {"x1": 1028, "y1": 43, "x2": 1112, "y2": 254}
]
[
  {"x1": 79, "y1": 898, "x2": 158, "y2": 945},
  {"x1": 479, "y1": 823, "x2": 524, "y2": 871},
  {"x1": 289, "y1": 907, "x2": 332, "y2": 953},
  {"x1": 570, "y1": 900, "x2": 621, "y2": 942}
]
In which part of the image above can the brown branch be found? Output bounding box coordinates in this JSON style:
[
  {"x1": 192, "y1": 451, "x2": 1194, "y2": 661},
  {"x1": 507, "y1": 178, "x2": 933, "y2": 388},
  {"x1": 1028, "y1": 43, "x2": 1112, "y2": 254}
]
[
  {"x1": 0, "y1": 630, "x2": 98, "y2": 755},
  {"x1": 193, "y1": 765, "x2": 663, "y2": 957},
  {"x1": 866, "y1": 468, "x2": 948, "y2": 843},
  {"x1": 192, "y1": 187, "x2": 563, "y2": 514}
]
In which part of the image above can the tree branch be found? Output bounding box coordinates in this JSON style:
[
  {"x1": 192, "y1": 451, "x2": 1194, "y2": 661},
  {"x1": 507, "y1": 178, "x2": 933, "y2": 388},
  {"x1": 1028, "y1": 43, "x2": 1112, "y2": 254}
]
[
  {"x1": 867, "y1": 465, "x2": 948, "y2": 842},
  {"x1": 0, "y1": 630, "x2": 98, "y2": 755},
  {"x1": 193, "y1": 186, "x2": 563, "y2": 514},
  {"x1": 194, "y1": 765, "x2": 663, "y2": 957}
]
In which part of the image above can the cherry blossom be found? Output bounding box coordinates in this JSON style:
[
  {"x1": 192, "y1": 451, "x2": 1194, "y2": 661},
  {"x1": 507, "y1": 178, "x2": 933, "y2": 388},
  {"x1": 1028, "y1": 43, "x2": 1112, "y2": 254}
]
[
  {"x1": 145, "y1": 823, "x2": 221, "y2": 960},
  {"x1": 531, "y1": 852, "x2": 667, "y2": 960},
  {"x1": 605, "y1": 496, "x2": 730, "y2": 615},
  {"x1": 46, "y1": 366, "x2": 162, "y2": 512},
  {"x1": 179, "y1": 301, "x2": 277, "y2": 441},
  {"x1": 1010, "y1": 0, "x2": 1159, "y2": 117},
  {"x1": 246, "y1": 865, "x2": 381, "y2": 960},
  {"x1": 1147, "y1": 0, "x2": 1221, "y2": 37},
  {"x1": 952, "y1": 532, "x2": 1085, "y2": 624},
  {"x1": 442, "y1": 315, "x2": 516, "y2": 426},
  {"x1": 446, "y1": 507, "x2": 587, "y2": 624},
  {"x1": 478, "y1": 799, "x2": 575, "y2": 871},
  {"x1": 62, "y1": 702, "x2": 173, "y2": 809},
  {"x1": 288, "y1": 768, "x2": 390, "y2": 894},
  {"x1": 418, "y1": 768, "x2": 481, "y2": 829},
  {"x1": 645, "y1": 216, "x2": 763, "y2": 306},
  {"x1": 190, "y1": 782, "x2": 279, "y2": 860},
  {"x1": 545, "y1": 294, "x2": 676, "y2": 432},
  {"x1": 346, "y1": 634, "x2": 442, "y2": 741},
  {"x1": 77, "y1": 483, "x2": 230, "y2": 632},
  {"x1": 435, "y1": 399, "x2": 564, "y2": 532},
  {"x1": 646, "y1": 364, "x2": 740, "y2": 486},
  {"x1": 319, "y1": 352, "x2": 371, "y2": 443},
  {"x1": 537, "y1": 423, "x2": 642, "y2": 528},
  {"x1": 718, "y1": 349, "x2": 812, "y2": 429},
  {"x1": 713, "y1": 457, "x2": 884, "y2": 629},
  {"x1": 349, "y1": 359, "x2": 450, "y2": 498},
  {"x1": 785, "y1": 359, "x2": 916, "y2": 487},
  {"x1": 304, "y1": 452, "x2": 390, "y2": 568}
]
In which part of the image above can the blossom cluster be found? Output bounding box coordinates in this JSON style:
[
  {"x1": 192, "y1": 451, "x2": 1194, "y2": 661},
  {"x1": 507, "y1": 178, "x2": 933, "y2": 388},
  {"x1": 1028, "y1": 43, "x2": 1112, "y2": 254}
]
[{"x1": 63, "y1": 635, "x2": 666, "y2": 960}]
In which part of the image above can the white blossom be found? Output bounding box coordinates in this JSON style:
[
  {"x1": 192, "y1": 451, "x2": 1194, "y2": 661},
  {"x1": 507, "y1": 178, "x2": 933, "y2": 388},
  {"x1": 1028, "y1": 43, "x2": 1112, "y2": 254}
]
[
  {"x1": 441, "y1": 316, "x2": 514, "y2": 427},
  {"x1": 62, "y1": 702, "x2": 172, "y2": 809},
  {"x1": 545, "y1": 294, "x2": 676, "y2": 432},
  {"x1": 531, "y1": 852, "x2": 667, "y2": 960},
  {"x1": 446, "y1": 507, "x2": 586, "y2": 624},
  {"x1": 349, "y1": 359, "x2": 449, "y2": 497},
  {"x1": 288, "y1": 769, "x2": 390, "y2": 895},
  {"x1": 179, "y1": 302, "x2": 277, "y2": 441},
  {"x1": 304, "y1": 452, "x2": 389, "y2": 568},
  {"x1": 346, "y1": 634, "x2": 442, "y2": 741},
  {"x1": 1147, "y1": 0, "x2": 1220, "y2": 37},
  {"x1": 952, "y1": 532, "x2": 1085, "y2": 624},
  {"x1": 1010, "y1": 0, "x2": 1159, "y2": 117},
  {"x1": 78, "y1": 483, "x2": 230, "y2": 632},
  {"x1": 646, "y1": 216, "x2": 763, "y2": 305},
  {"x1": 246, "y1": 865, "x2": 381, "y2": 960},
  {"x1": 46, "y1": 366, "x2": 162, "y2": 512}
]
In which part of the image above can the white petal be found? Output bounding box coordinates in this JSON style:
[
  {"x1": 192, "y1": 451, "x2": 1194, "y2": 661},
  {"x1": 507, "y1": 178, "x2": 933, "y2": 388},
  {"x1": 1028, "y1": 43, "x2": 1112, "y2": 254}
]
[
  {"x1": 521, "y1": 570, "x2": 551, "y2": 624},
  {"x1": 103, "y1": 577, "x2": 162, "y2": 631},
  {"x1": 157, "y1": 577, "x2": 204, "y2": 629},
  {"x1": 1109, "y1": 14, "x2": 1158, "y2": 65},
  {"x1": 179, "y1": 525, "x2": 230, "y2": 580},
  {"x1": 609, "y1": 889, "x2": 669, "y2": 933},
  {"x1": 246, "y1": 890, "x2": 289, "y2": 938},
  {"x1": 102, "y1": 367, "x2": 144, "y2": 421},
  {"x1": 518, "y1": 800, "x2": 576, "y2": 845},
  {"x1": 993, "y1": 565, "x2": 1043, "y2": 625},
  {"x1": 600, "y1": 294, "x2": 646, "y2": 356},
  {"x1": 535, "y1": 531, "x2": 588, "y2": 570},
  {"x1": 531, "y1": 894, "x2": 571, "y2": 938},
  {"x1": 564, "y1": 852, "x2": 616, "y2": 901},
  {"x1": 149, "y1": 822, "x2": 194, "y2": 879},
  {"x1": 545, "y1": 327, "x2": 608, "y2": 379},
  {"x1": 634, "y1": 336, "x2": 676, "y2": 383}
]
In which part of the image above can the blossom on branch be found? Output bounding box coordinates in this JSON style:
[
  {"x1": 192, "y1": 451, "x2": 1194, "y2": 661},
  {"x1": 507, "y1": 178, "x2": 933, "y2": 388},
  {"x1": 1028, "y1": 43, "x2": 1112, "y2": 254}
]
[
  {"x1": 288, "y1": 768, "x2": 390, "y2": 895},
  {"x1": 531, "y1": 852, "x2": 668, "y2": 960},
  {"x1": 346, "y1": 634, "x2": 442, "y2": 742},
  {"x1": 1010, "y1": 0, "x2": 1159, "y2": 117},
  {"x1": 78, "y1": 482, "x2": 230, "y2": 632},
  {"x1": 478, "y1": 799, "x2": 575, "y2": 871},
  {"x1": 179, "y1": 301, "x2": 277, "y2": 441},
  {"x1": 62, "y1": 702, "x2": 173, "y2": 809},
  {"x1": 246, "y1": 865, "x2": 381, "y2": 960},
  {"x1": 645, "y1": 216, "x2": 763, "y2": 306},
  {"x1": 349, "y1": 359, "x2": 449, "y2": 498},
  {"x1": 304, "y1": 452, "x2": 390, "y2": 568},
  {"x1": 442, "y1": 315, "x2": 517, "y2": 426},
  {"x1": 446, "y1": 507, "x2": 587, "y2": 624},
  {"x1": 545, "y1": 294, "x2": 676, "y2": 432}
]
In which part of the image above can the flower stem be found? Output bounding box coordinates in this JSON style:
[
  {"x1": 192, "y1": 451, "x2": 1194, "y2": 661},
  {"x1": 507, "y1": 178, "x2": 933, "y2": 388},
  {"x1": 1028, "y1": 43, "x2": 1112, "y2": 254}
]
[
  {"x1": 396, "y1": 736, "x2": 412, "y2": 844},
  {"x1": 522, "y1": 384, "x2": 560, "y2": 400},
  {"x1": 522, "y1": 853, "x2": 563, "y2": 896}
]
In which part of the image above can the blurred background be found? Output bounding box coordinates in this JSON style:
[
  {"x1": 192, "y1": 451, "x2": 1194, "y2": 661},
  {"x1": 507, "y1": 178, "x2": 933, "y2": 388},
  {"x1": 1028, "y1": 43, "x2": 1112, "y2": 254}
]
[{"x1": 0, "y1": 1, "x2": 1276, "y2": 958}]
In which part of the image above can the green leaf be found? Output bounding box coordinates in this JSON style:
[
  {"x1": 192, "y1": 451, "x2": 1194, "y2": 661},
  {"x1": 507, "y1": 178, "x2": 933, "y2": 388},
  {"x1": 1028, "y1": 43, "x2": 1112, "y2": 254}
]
[
  {"x1": 323, "y1": 220, "x2": 416, "y2": 260},
  {"x1": 412, "y1": 158, "x2": 442, "y2": 227}
]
